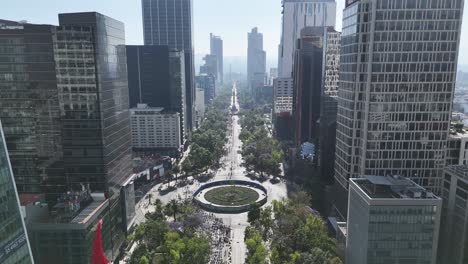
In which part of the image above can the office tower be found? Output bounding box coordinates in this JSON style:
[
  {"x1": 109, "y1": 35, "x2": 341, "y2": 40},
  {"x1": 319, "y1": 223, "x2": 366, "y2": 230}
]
[
  {"x1": 195, "y1": 88, "x2": 205, "y2": 128},
  {"x1": 273, "y1": 78, "x2": 294, "y2": 140},
  {"x1": 196, "y1": 74, "x2": 216, "y2": 103},
  {"x1": 130, "y1": 105, "x2": 181, "y2": 155},
  {"x1": 0, "y1": 13, "x2": 135, "y2": 263},
  {"x1": 334, "y1": 0, "x2": 464, "y2": 217},
  {"x1": 346, "y1": 176, "x2": 442, "y2": 264},
  {"x1": 323, "y1": 29, "x2": 341, "y2": 96},
  {"x1": 0, "y1": 121, "x2": 34, "y2": 264},
  {"x1": 200, "y1": 54, "x2": 218, "y2": 80},
  {"x1": 0, "y1": 20, "x2": 63, "y2": 194},
  {"x1": 126, "y1": 45, "x2": 187, "y2": 142},
  {"x1": 293, "y1": 27, "x2": 324, "y2": 147},
  {"x1": 278, "y1": 0, "x2": 336, "y2": 78},
  {"x1": 58, "y1": 12, "x2": 132, "y2": 194},
  {"x1": 446, "y1": 123, "x2": 468, "y2": 166},
  {"x1": 269, "y1": 68, "x2": 278, "y2": 85},
  {"x1": 439, "y1": 165, "x2": 468, "y2": 264},
  {"x1": 247, "y1": 27, "x2": 266, "y2": 92},
  {"x1": 210, "y1": 33, "x2": 223, "y2": 84},
  {"x1": 142, "y1": 0, "x2": 195, "y2": 131}
]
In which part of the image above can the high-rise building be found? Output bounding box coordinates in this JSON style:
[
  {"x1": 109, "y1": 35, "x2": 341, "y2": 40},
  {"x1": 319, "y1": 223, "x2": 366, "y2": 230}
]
[
  {"x1": 130, "y1": 104, "x2": 181, "y2": 154},
  {"x1": 269, "y1": 68, "x2": 278, "y2": 85},
  {"x1": 293, "y1": 27, "x2": 324, "y2": 147},
  {"x1": 292, "y1": 26, "x2": 339, "y2": 184},
  {"x1": 334, "y1": 0, "x2": 464, "y2": 217},
  {"x1": 0, "y1": 121, "x2": 34, "y2": 264},
  {"x1": 278, "y1": 0, "x2": 336, "y2": 78},
  {"x1": 196, "y1": 74, "x2": 216, "y2": 103},
  {"x1": 439, "y1": 165, "x2": 468, "y2": 264},
  {"x1": 142, "y1": 0, "x2": 195, "y2": 131},
  {"x1": 247, "y1": 27, "x2": 266, "y2": 92},
  {"x1": 446, "y1": 123, "x2": 468, "y2": 166},
  {"x1": 210, "y1": 33, "x2": 223, "y2": 84},
  {"x1": 126, "y1": 45, "x2": 187, "y2": 142},
  {"x1": 0, "y1": 14, "x2": 135, "y2": 263},
  {"x1": 323, "y1": 29, "x2": 341, "y2": 96},
  {"x1": 195, "y1": 88, "x2": 205, "y2": 128},
  {"x1": 346, "y1": 176, "x2": 442, "y2": 264},
  {"x1": 200, "y1": 54, "x2": 218, "y2": 80},
  {"x1": 0, "y1": 19, "x2": 63, "y2": 195}
]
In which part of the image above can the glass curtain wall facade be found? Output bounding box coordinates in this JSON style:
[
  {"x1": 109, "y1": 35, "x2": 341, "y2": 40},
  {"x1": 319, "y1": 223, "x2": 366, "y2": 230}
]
[
  {"x1": 293, "y1": 27, "x2": 324, "y2": 147},
  {"x1": 0, "y1": 121, "x2": 33, "y2": 264},
  {"x1": 58, "y1": 12, "x2": 132, "y2": 259},
  {"x1": 142, "y1": 0, "x2": 195, "y2": 131},
  {"x1": 126, "y1": 45, "x2": 186, "y2": 141},
  {"x1": 334, "y1": 0, "x2": 464, "y2": 216},
  {"x1": 0, "y1": 21, "x2": 64, "y2": 196}
]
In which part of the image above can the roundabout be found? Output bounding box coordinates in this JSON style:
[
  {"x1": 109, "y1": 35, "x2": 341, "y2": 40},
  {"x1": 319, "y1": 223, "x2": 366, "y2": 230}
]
[{"x1": 193, "y1": 180, "x2": 268, "y2": 213}]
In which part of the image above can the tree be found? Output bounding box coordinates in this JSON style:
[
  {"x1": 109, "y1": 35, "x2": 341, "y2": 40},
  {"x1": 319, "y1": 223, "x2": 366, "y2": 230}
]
[
  {"x1": 138, "y1": 256, "x2": 149, "y2": 264},
  {"x1": 164, "y1": 170, "x2": 174, "y2": 188},
  {"x1": 258, "y1": 206, "x2": 274, "y2": 240},
  {"x1": 165, "y1": 199, "x2": 179, "y2": 222},
  {"x1": 147, "y1": 193, "x2": 153, "y2": 205},
  {"x1": 181, "y1": 158, "x2": 192, "y2": 179},
  {"x1": 247, "y1": 203, "x2": 261, "y2": 224},
  {"x1": 245, "y1": 229, "x2": 268, "y2": 264},
  {"x1": 189, "y1": 144, "x2": 212, "y2": 173},
  {"x1": 173, "y1": 165, "x2": 180, "y2": 183},
  {"x1": 162, "y1": 232, "x2": 211, "y2": 264}
]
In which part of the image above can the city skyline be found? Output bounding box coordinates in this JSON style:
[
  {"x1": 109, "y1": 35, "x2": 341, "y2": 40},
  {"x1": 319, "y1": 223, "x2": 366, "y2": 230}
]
[{"x1": 3, "y1": 0, "x2": 468, "y2": 66}]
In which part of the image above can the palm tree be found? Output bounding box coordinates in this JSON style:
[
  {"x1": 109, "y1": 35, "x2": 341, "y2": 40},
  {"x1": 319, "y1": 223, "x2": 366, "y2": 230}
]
[
  {"x1": 147, "y1": 193, "x2": 153, "y2": 205},
  {"x1": 165, "y1": 199, "x2": 179, "y2": 221},
  {"x1": 164, "y1": 170, "x2": 174, "y2": 188},
  {"x1": 173, "y1": 165, "x2": 180, "y2": 183}
]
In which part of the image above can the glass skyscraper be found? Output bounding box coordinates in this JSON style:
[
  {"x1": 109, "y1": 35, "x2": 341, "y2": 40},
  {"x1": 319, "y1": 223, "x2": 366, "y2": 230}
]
[
  {"x1": 142, "y1": 0, "x2": 195, "y2": 131},
  {"x1": 126, "y1": 45, "x2": 187, "y2": 142},
  {"x1": 0, "y1": 121, "x2": 34, "y2": 264},
  {"x1": 334, "y1": 0, "x2": 464, "y2": 217},
  {"x1": 0, "y1": 13, "x2": 134, "y2": 263}
]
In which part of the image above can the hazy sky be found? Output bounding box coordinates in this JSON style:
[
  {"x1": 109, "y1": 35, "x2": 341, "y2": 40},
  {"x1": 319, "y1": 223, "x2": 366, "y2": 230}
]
[{"x1": 2, "y1": 0, "x2": 468, "y2": 64}]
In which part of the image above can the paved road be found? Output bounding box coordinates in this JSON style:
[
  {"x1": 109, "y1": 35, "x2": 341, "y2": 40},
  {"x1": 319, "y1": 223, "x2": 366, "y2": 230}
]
[{"x1": 130, "y1": 82, "x2": 288, "y2": 264}]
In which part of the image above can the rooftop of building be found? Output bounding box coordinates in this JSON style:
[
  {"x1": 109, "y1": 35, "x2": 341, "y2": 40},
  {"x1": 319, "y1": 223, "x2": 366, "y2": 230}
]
[
  {"x1": 130, "y1": 104, "x2": 180, "y2": 115},
  {"x1": 351, "y1": 176, "x2": 439, "y2": 200},
  {"x1": 21, "y1": 191, "x2": 108, "y2": 226},
  {"x1": 445, "y1": 165, "x2": 468, "y2": 183},
  {"x1": 449, "y1": 122, "x2": 468, "y2": 138}
]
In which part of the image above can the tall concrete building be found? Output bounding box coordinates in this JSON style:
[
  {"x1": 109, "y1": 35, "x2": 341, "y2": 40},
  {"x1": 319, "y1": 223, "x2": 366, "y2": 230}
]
[
  {"x1": 278, "y1": 0, "x2": 336, "y2": 78},
  {"x1": 323, "y1": 29, "x2": 341, "y2": 96},
  {"x1": 196, "y1": 74, "x2": 216, "y2": 103},
  {"x1": 439, "y1": 165, "x2": 468, "y2": 264},
  {"x1": 200, "y1": 54, "x2": 218, "y2": 80},
  {"x1": 130, "y1": 105, "x2": 181, "y2": 154},
  {"x1": 0, "y1": 14, "x2": 135, "y2": 263},
  {"x1": 142, "y1": 0, "x2": 195, "y2": 131},
  {"x1": 126, "y1": 45, "x2": 187, "y2": 143},
  {"x1": 334, "y1": 0, "x2": 464, "y2": 216},
  {"x1": 0, "y1": 121, "x2": 34, "y2": 264},
  {"x1": 210, "y1": 33, "x2": 223, "y2": 84},
  {"x1": 347, "y1": 176, "x2": 442, "y2": 264},
  {"x1": 247, "y1": 27, "x2": 266, "y2": 92}
]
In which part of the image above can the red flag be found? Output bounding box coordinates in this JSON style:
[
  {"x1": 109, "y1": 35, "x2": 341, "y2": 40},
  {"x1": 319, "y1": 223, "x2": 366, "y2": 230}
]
[{"x1": 91, "y1": 219, "x2": 109, "y2": 264}]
